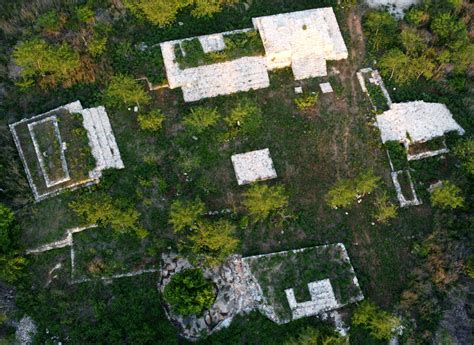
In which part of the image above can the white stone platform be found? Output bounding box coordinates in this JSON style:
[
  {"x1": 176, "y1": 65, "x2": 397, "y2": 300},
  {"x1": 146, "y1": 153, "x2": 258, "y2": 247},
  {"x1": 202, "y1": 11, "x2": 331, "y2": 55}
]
[{"x1": 231, "y1": 148, "x2": 277, "y2": 185}]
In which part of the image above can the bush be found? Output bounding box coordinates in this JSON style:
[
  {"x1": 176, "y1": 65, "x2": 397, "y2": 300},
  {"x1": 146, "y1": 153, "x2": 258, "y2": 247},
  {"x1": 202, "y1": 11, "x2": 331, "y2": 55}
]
[
  {"x1": 169, "y1": 199, "x2": 205, "y2": 233},
  {"x1": 325, "y1": 170, "x2": 380, "y2": 209},
  {"x1": 294, "y1": 93, "x2": 319, "y2": 111},
  {"x1": 138, "y1": 109, "x2": 165, "y2": 132},
  {"x1": 284, "y1": 326, "x2": 348, "y2": 345},
  {"x1": 182, "y1": 106, "x2": 220, "y2": 133},
  {"x1": 373, "y1": 192, "x2": 397, "y2": 223},
  {"x1": 0, "y1": 204, "x2": 19, "y2": 254},
  {"x1": 163, "y1": 269, "x2": 216, "y2": 316},
  {"x1": 243, "y1": 184, "x2": 289, "y2": 223},
  {"x1": 69, "y1": 194, "x2": 148, "y2": 237},
  {"x1": 224, "y1": 98, "x2": 263, "y2": 139},
  {"x1": 103, "y1": 74, "x2": 151, "y2": 109},
  {"x1": 430, "y1": 180, "x2": 464, "y2": 209},
  {"x1": 352, "y1": 301, "x2": 401, "y2": 340},
  {"x1": 453, "y1": 139, "x2": 474, "y2": 175},
  {"x1": 187, "y1": 220, "x2": 239, "y2": 266}
]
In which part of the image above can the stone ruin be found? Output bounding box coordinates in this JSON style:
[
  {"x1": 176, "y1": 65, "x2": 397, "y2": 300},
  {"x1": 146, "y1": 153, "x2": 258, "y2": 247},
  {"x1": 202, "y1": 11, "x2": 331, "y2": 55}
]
[
  {"x1": 9, "y1": 101, "x2": 124, "y2": 201},
  {"x1": 159, "y1": 243, "x2": 363, "y2": 340},
  {"x1": 160, "y1": 7, "x2": 348, "y2": 102}
]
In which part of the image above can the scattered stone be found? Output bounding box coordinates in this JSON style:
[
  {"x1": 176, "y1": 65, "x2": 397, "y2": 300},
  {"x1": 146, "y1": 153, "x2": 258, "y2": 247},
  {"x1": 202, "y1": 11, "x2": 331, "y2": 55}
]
[{"x1": 294, "y1": 86, "x2": 303, "y2": 94}]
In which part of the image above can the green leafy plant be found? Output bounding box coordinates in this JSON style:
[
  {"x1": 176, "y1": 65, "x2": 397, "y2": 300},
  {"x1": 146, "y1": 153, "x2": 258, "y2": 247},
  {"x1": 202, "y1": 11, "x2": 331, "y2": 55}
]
[
  {"x1": 284, "y1": 326, "x2": 348, "y2": 345},
  {"x1": 453, "y1": 139, "x2": 474, "y2": 175},
  {"x1": 224, "y1": 98, "x2": 262, "y2": 139},
  {"x1": 187, "y1": 220, "x2": 239, "y2": 266},
  {"x1": 325, "y1": 170, "x2": 380, "y2": 208},
  {"x1": 138, "y1": 109, "x2": 165, "y2": 132},
  {"x1": 182, "y1": 106, "x2": 219, "y2": 133},
  {"x1": 243, "y1": 184, "x2": 289, "y2": 223},
  {"x1": 69, "y1": 194, "x2": 148, "y2": 237},
  {"x1": 163, "y1": 268, "x2": 216, "y2": 316},
  {"x1": 373, "y1": 192, "x2": 397, "y2": 223},
  {"x1": 103, "y1": 74, "x2": 151, "y2": 108},
  {"x1": 169, "y1": 199, "x2": 205, "y2": 233},
  {"x1": 294, "y1": 93, "x2": 319, "y2": 111},
  {"x1": 430, "y1": 180, "x2": 464, "y2": 209},
  {"x1": 352, "y1": 301, "x2": 401, "y2": 340}
]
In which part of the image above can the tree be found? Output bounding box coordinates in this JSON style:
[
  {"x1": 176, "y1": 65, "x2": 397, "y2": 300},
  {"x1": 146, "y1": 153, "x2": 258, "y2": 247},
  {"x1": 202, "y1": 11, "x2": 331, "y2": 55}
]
[
  {"x1": 13, "y1": 39, "x2": 80, "y2": 87},
  {"x1": 182, "y1": 106, "x2": 219, "y2": 133},
  {"x1": 138, "y1": 109, "x2": 165, "y2": 132},
  {"x1": 379, "y1": 49, "x2": 409, "y2": 81},
  {"x1": 325, "y1": 170, "x2": 380, "y2": 209},
  {"x1": 430, "y1": 181, "x2": 464, "y2": 209},
  {"x1": 373, "y1": 192, "x2": 397, "y2": 223},
  {"x1": 243, "y1": 184, "x2": 289, "y2": 223},
  {"x1": 0, "y1": 255, "x2": 27, "y2": 284},
  {"x1": 0, "y1": 204, "x2": 19, "y2": 254},
  {"x1": 431, "y1": 13, "x2": 467, "y2": 46},
  {"x1": 0, "y1": 204, "x2": 25, "y2": 284},
  {"x1": 454, "y1": 139, "x2": 474, "y2": 175},
  {"x1": 363, "y1": 11, "x2": 398, "y2": 52},
  {"x1": 169, "y1": 199, "x2": 205, "y2": 233},
  {"x1": 163, "y1": 268, "x2": 215, "y2": 316},
  {"x1": 69, "y1": 194, "x2": 148, "y2": 237},
  {"x1": 124, "y1": 0, "x2": 236, "y2": 26},
  {"x1": 224, "y1": 98, "x2": 262, "y2": 138},
  {"x1": 103, "y1": 74, "x2": 151, "y2": 108},
  {"x1": 187, "y1": 220, "x2": 239, "y2": 266},
  {"x1": 405, "y1": 8, "x2": 429, "y2": 27},
  {"x1": 400, "y1": 28, "x2": 427, "y2": 56},
  {"x1": 36, "y1": 10, "x2": 65, "y2": 35},
  {"x1": 284, "y1": 326, "x2": 348, "y2": 345},
  {"x1": 352, "y1": 301, "x2": 401, "y2": 340}
]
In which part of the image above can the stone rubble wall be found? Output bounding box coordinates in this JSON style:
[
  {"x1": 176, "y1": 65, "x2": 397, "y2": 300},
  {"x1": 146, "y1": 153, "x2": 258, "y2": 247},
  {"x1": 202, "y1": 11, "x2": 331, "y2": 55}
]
[{"x1": 161, "y1": 244, "x2": 364, "y2": 339}]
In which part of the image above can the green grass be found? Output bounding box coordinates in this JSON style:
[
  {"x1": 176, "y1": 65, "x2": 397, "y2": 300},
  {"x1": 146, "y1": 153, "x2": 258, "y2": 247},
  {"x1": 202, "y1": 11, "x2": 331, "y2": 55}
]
[
  {"x1": 174, "y1": 30, "x2": 264, "y2": 69},
  {"x1": 29, "y1": 117, "x2": 67, "y2": 183},
  {"x1": 72, "y1": 226, "x2": 158, "y2": 280}
]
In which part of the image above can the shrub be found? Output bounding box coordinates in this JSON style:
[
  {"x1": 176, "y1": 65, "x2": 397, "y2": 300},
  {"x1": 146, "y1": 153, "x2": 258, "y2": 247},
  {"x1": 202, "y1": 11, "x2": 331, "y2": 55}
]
[
  {"x1": 13, "y1": 39, "x2": 80, "y2": 88},
  {"x1": 453, "y1": 139, "x2": 474, "y2": 175},
  {"x1": 373, "y1": 192, "x2": 397, "y2": 223},
  {"x1": 430, "y1": 181, "x2": 464, "y2": 209},
  {"x1": 163, "y1": 269, "x2": 216, "y2": 316},
  {"x1": 37, "y1": 11, "x2": 64, "y2": 34},
  {"x1": 325, "y1": 170, "x2": 380, "y2": 209},
  {"x1": 138, "y1": 109, "x2": 165, "y2": 132},
  {"x1": 188, "y1": 220, "x2": 239, "y2": 266},
  {"x1": 224, "y1": 98, "x2": 262, "y2": 138},
  {"x1": 69, "y1": 194, "x2": 148, "y2": 237},
  {"x1": 352, "y1": 301, "x2": 401, "y2": 340},
  {"x1": 103, "y1": 74, "x2": 151, "y2": 109},
  {"x1": 169, "y1": 199, "x2": 205, "y2": 233},
  {"x1": 243, "y1": 184, "x2": 289, "y2": 223},
  {"x1": 284, "y1": 326, "x2": 348, "y2": 345},
  {"x1": 182, "y1": 106, "x2": 219, "y2": 133},
  {"x1": 0, "y1": 204, "x2": 19, "y2": 254},
  {"x1": 294, "y1": 93, "x2": 319, "y2": 111}
]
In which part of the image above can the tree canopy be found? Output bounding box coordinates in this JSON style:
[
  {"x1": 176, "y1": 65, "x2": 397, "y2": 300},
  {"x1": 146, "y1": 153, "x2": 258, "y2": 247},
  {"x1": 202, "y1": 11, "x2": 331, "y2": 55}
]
[
  {"x1": 352, "y1": 301, "x2": 401, "y2": 340},
  {"x1": 242, "y1": 184, "x2": 289, "y2": 223},
  {"x1": 103, "y1": 74, "x2": 151, "y2": 108},
  {"x1": 124, "y1": 0, "x2": 237, "y2": 26},
  {"x1": 163, "y1": 268, "x2": 216, "y2": 316}
]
